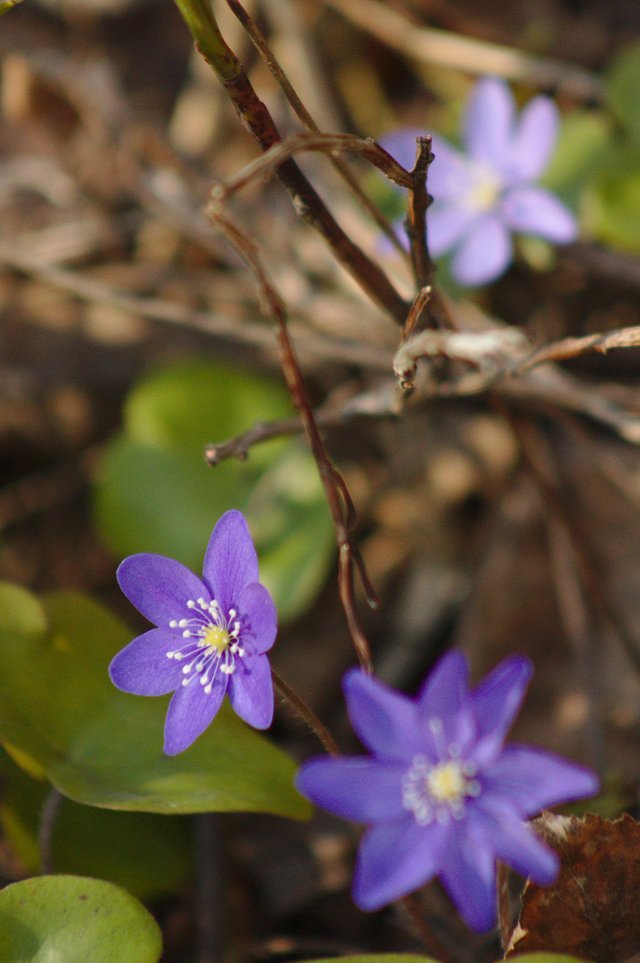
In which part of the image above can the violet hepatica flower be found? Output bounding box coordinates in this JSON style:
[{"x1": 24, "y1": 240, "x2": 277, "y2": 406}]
[
  {"x1": 297, "y1": 651, "x2": 598, "y2": 932},
  {"x1": 380, "y1": 77, "x2": 577, "y2": 285},
  {"x1": 109, "y1": 510, "x2": 277, "y2": 755}
]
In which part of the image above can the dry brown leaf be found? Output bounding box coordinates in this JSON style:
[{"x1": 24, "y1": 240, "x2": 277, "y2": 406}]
[{"x1": 505, "y1": 813, "x2": 640, "y2": 962}]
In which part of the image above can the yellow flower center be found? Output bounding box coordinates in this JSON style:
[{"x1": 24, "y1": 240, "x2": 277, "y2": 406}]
[
  {"x1": 202, "y1": 625, "x2": 230, "y2": 654},
  {"x1": 467, "y1": 168, "x2": 502, "y2": 213},
  {"x1": 427, "y1": 761, "x2": 467, "y2": 803}
]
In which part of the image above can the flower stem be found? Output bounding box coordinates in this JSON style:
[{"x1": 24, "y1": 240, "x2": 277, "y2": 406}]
[
  {"x1": 38, "y1": 786, "x2": 62, "y2": 875},
  {"x1": 272, "y1": 667, "x2": 340, "y2": 757},
  {"x1": 401, "y1": 893, "x2": 457, "y2": 963}
]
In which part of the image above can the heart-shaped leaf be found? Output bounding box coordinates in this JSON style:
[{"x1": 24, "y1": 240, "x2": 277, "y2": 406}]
[
  {"x1": 304, "y1": 957, "x2": 436, "y2": 962},
  {"x1": 0, "y1": 749, "x2": 191, "y2": 899},
  {"x1": 0, "y1": 875, "x2": 162, "y2": 962},
  {"x1": 94, "y1": 360, "x2": 335, "y2": 622},
  {"x1": 0, "y1": 582, "x2": 310, "y2": 818}
]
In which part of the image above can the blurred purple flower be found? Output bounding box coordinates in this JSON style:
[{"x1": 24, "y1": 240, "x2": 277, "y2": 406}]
[
  {"x1": 297, "y1": 651, "x2": 598, "y2": 932},
  {"x1": 380, "y1": 77, "x2": 577, "y2": 285},
  {"x1": 109, "y1": 510, "x2": 277, "y2": 755}
]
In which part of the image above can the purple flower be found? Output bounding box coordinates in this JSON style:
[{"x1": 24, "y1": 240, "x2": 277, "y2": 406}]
[
  {"x1": 109, "y1": 510, "x2": 277, "y2": 755},
  {"x1": 296, "y1": 651, "x2": 598, "y2": 932},
  {"x1": 380, "y1": 77, "x2": 577, "y2": 285}
]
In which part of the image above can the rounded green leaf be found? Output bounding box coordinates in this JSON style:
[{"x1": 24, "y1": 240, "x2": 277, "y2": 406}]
[
  {"x1": 94, "y1": 360, "x2": 335, "y2": 622},
  {"x1": 0, "y1": 583, "x2": 310, "y2": 818},
  {"x1": 0, "y1": 750, "x2": 191, "y2": 900},
  {"x1": 541, "y1": 110, "x2": 613, "y2": 208},
  {"x1": 583, "y1": 145, "x2": 640, "y2": 252},
  {"x1": 506, "y1": 956, "x2": 589, "y2": 962},
  {"x1": 606, "y1": 41, "x2": 640, "y2": 145},
  {"x1": 306, "y1": 957, "x2": 436, "y2": 963},
  {"x1": 0, "y1": 875, "x2": 162, "y2": 963}
]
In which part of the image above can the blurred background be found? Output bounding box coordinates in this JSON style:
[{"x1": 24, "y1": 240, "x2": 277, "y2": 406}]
[{"x1": 1, "y1": 0, "x2": 640, "y2": 960}]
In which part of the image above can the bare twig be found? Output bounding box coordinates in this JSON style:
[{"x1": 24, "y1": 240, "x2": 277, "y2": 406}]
[
  {"x1": 516, "y1": 324, "x2": 640, "y2": 372},
  {"x1": 513, "y1": 416, "x2": 640, "y2": 677},
  {"x1": 223, "y1": 0, "x2": 409, "y2": 258},
  {"x1": 209, "y1": 131, "x2": 413, "y2": 200},
  {"x1": 401, "y1": 286, "x2": 433, "y2": 346},
  {"x1": 39, "y1": 786, "x2": 63, "y2": 875},
  {"x1": 174, "y1": 0, "x2": 409, "y2": 324},
  {"x1": 0, "y1": 242, "x2": 392, "y2": 371},
  {"x1": 400, "y1": 893, "x2": 457, "y2": 963},
  {"x1": 325, "y1": 0, "x2": 603, "y2": 102},
  {"x1": 405, "y1": 136, "x2": 435, "y2": 293},
  {"x1": 205, "y1": 202, "x2": 374, "y2": 670},
  {"x1": 194, "y1": 814, "x2": 225, "y2": 963}
]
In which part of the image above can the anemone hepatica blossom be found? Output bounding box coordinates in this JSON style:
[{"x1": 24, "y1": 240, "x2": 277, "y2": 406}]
[
  {"x1": 297, "y1": 651, "x2": 598, "y2": 932},
  {"x1": 109, "y1": 510, "x2": 277, "y2": 755},
  {"x1": 380, "y1": 77, "x2": 577, "y2": 285}
]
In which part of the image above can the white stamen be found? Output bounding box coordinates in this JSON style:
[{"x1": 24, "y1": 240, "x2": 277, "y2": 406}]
[{"x1": 166, "y1": 594, "x2": 248, "y2": 693}]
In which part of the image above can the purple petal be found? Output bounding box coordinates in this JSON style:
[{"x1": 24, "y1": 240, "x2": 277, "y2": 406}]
[
  {"x1": 471, "y1": 655, "x2": 532, "y2": 764},
  {"x1": 481, "y1": 744, "x2": 599, "y2": 816},
  {"x1": 202, "y1": 510, "x2": 259, "y2": 613},
  {"x1": 343, "y1": 670, "x2": 424, "y2": 761},
  {"x1": 427, "y1": 135, "x2": 471, "y2": 200},
  {"x1": 427, "y1": 202, "x2": 477, "y2": 257},
  {"x1": 378, "y1": 127, "x2": 427, "y2": 172},
  {"x1": 353, "y1": 818, "x2": 448, "y2": 910},
  {"x1": 163, "y1": 674, "x2": 227, "y2": 755},
  {"x1": 296, "y1": 757, "x2": 408, "y2": 823},
  {"x1": 508, "y1": 95, "x2": 559, "y2": 182},
  {"x1": 439, "y1": 821, "x2": 497, "y2": 932},
  {"x1": 474, "y1": 809, "x2": 559, "y2": 884},
  {"x1": 109, "y1": 629, "x2": 183, "y2": 695},
  {"x1": 236, "y1": 582, "x2": 277, "y2": 654},
  {"x1": 117, "y1": 554, "x2": 208, "y2": 628},
  {"x1": 450, "y1": 214, "x2": 512, "y2": 285},
  {"x1": 502, "y1": 186, "x2": 578, "y2": 242},
  {"x1": 417, "y1": 650, "x2": 469, "y2": 719},
  {"x1": 463, "y1": 78, "x2": 514, "y2": 173},
  {"x1": 227, "y1": 653, "x2": 273, "y2": 729}
]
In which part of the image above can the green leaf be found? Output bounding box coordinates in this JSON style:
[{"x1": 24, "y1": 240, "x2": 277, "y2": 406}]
[
  {"x1": 541, "y1": 110, "x2": 613, "y2": 208},
  {"x1": 505, "y1": 956, "x2": 589, "y2": 962},
  {"x1": 94, "y1": 360, "x2": 335, "y2": 622},
  {"x1": 605, "y1": 40, "x2": 640, "y2": 145},
  {"x1": 0, "y1": 750, "x2": 191, "y2": 900},
  {"x1": 0, "y1": 0, "x2": 25, "y2": 15},
  {"x1": 0, "y1": 875, "x2": 162, "y2": 963},
  {"x1": 124, "y1": 358, "x2": 290, "y2": 463},
  {"x1": 0, "y1": 583, "x2": 311, "y2": 818},
  {"x1": 305, "y1": 957, "x2": 436, "y2": 963},
  {"x1": 583, "y1": 144, "x2": 640, "y2": 252}
]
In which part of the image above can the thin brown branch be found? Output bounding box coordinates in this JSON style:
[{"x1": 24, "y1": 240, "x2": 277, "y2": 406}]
[
  {"x1": 39, "y1": 786, "x2": 63, "y2": 875},
  {"x1": 405, "y1": 136, "x2": 435, "y2": 293},
  {"x1": 513, "y1": 416, "x2": 640, "y2": 678},
  {"x1": 0, "y1": 242, "x2": 392, "y2": 371},
  {"x1": 272, "y1": 668, "x2": 340, "y2": 756},
  {"x1": 223, "y1": 0, "x2": 409, "y2": 258},
  {"x1": 191, "y1": 14, "x2": 409, "y2": 323},
  {"x1": 400, "y1": 893, "x2": 457, "y2": 963},
  {"x1": 516, "y1": 324, "x2": 640, "y2": 372},
  {"x1": 205, "y1": 202, "x2": 374, "y2": 670},
  {"x1": 209, "y1": 131, "x2": 413, "y2": 201}
]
